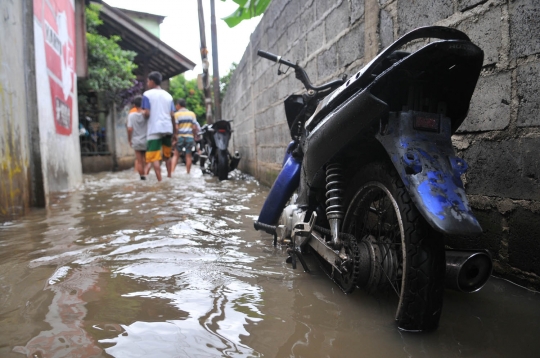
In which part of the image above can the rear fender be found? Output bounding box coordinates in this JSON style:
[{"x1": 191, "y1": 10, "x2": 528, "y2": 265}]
[
  {"x1": 376, "y1": 111, "x2": 482, "y2": 235},
  {"x1": 214, "y1": 131, "x2": 230, "y2": 151}
]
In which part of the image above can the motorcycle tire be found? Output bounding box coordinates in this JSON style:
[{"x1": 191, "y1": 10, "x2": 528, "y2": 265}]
[
  {"x1": 200, "y1": 145, "x2": 209, "y2": 170},
  {"x1": 342, "y1": 161, "x2": 445, "y2": 332},
  {"x1": 217, "y1": 149, "x2": 229, "y2": 181}
]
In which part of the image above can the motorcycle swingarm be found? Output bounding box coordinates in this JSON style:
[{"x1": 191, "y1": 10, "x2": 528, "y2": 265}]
[{"x1": 376, "y1": 111, "x2": 482, "y2": 235}]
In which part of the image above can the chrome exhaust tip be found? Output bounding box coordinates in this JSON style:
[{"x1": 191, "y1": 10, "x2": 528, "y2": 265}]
[
  {"x1": 229, "y1": 151, "x2": 241, "y2": 171},
  {"x1": 445, "y1": 249, "x2": 493, "y2": 293}
]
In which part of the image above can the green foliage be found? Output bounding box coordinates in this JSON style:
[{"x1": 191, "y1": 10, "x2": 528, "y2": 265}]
[
  {"x1": 220, "y1": 62, "x2": 237, "y2": 102},
  {"x1": 85, "y1": 3, "x2": 102, "y2": 32},
  {"x1": 78, "y1": 4, "x2": 137, "y2": 110},
  {"x1": 221, "y1": 0, "x2": 271, "y2": 28},
  {"x1": 84, "y1": 32, "x2": 137, "y2": 92},
  {"x1": 169, "y1": 75, "x2": 207, "y2": 124}
]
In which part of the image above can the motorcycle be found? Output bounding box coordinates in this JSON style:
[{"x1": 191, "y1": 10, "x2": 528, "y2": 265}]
[
  {"x1": 200, "y1": 120, "x2": 241, "y2": 181},
  {"x1": 253, "y1": 26, "x2": 493, "y2": 332},
  {"x1": 179, "y1": 141, "x2": 201, "y2": 166}
]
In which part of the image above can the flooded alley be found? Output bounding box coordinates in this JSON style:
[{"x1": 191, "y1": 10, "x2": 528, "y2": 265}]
[{"x1": 1, "y1": 167, "x2": 540, "y2": 358}]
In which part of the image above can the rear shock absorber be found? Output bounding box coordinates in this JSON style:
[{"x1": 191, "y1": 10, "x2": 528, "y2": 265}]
[{"x1": 326, "y1": 163, "x2": 344, "y2": 249}]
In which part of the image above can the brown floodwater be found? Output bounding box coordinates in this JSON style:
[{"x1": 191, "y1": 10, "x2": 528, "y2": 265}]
[{"x1": 1, "y1": 166, "x2": 539, "y2": 358}]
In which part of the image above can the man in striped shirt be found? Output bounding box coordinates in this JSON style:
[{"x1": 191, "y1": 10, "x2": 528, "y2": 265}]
[{"x1": 171, "y1": 98, "x2": 199, "y2": 174}]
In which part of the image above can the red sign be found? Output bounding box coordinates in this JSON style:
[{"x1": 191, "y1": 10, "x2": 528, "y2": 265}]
[{"x1": 34, "y1": 0, "x2": 76, "y2": 136}]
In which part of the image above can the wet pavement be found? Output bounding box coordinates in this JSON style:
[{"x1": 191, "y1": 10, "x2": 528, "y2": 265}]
[{"x1": 1, "y1": 166, "x2": 540, "y2": 358}]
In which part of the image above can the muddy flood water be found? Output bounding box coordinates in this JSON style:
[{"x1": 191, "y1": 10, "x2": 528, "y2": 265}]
[{"x1": 1, "y1": 166, "x2": 540, "y2": 358}]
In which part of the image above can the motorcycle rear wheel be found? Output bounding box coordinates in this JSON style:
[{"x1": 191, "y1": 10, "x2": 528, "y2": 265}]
[
  {"x1": 342, "y1": 161, "x2": 445, "y2": 331},
  {"x1": 217, "y1": 149, "x2": 229, "y2": 181}
]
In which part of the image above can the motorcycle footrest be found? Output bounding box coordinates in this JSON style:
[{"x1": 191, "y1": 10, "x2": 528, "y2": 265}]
[{"x1": 254, "y1": 221, "x2": 277, "y2": 235}]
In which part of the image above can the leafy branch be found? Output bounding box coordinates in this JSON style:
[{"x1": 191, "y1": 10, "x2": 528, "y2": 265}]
[{"x1": 221, "y1": 0, "x2": 271, "y2": 27}]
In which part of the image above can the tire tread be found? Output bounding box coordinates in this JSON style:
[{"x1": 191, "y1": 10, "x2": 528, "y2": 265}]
[{"x1": 345, "y1": 161, "x2": 445, "y2": 331}]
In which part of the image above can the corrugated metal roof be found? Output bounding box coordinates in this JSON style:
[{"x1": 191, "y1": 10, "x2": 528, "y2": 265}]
[{"x1": 96, "y1": 2, "x2": 196, "y2": 80}]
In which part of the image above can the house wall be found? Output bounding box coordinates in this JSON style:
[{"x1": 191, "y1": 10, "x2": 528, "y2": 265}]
[
  {"x1": 221, "y1": 0, "x2": 540, "y2": 287},
  {"x1": 128, "y1": 17, "x2": 161, "y2": 38},
  {"x1": 0, "y1": 0, "x2": 32, "y2": 219},
  {"x1": 80, "y1": 104, "x2": 134, "y2": 174},
  {"x1": 110, "y1": 105, "x2": 135, "y2": 171}
]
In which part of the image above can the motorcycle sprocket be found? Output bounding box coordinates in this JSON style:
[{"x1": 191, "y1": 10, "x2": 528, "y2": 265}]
[
  {"x1": 333, "y1": 238, "x2": 361, "y2": 293},
  {"x1": 311, "y1": 231, "x2": 361, "y2": 294}
]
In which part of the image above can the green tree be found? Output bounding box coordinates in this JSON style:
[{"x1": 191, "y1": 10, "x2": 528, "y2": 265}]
[
  {"x1": 222, "y1": 0, "x2": 271, "y2": 27},
  {"x1": 78, "y1": 4, "x2": 137, "y2": 110},
  {"x1": 220, "y1": 62, "x2": 237, "y2": 102},
  {"x1": 169, "y1": 75, "x2": 207, "y2": 124}
]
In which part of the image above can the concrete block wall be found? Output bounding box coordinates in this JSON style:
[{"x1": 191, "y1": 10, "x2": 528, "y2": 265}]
[{"x1": 221, "y1": 0, "x2": 540, "y2": 288}]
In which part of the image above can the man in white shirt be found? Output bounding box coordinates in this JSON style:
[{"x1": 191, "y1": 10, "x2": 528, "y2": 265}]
[{"x1": 141, "y1": 71, "x2": 177, "y2": 181}]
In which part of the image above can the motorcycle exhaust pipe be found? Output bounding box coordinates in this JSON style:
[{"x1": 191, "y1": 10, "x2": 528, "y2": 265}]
[
  {"x1": 445, "y1": 249, "x2": 492, "y2": 293},
  {"x1": 229, "y1": 151, "x2": 241, "y2": 171}
]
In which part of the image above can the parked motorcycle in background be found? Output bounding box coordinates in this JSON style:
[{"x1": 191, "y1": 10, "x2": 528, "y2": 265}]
[
  {"x1": 200, "y1": 119, "x2": 241, "y2": 181},
  {"x1": 179, "y1": 142, "x2": 200, "y2": 166},
  {"x1": 254, "y1": 26, "x2": 493, "y2": 332}
]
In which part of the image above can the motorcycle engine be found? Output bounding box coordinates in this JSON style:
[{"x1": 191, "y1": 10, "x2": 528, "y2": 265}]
[{"x1": 277, "y1": 195, "x2": 307, "y2": 244}]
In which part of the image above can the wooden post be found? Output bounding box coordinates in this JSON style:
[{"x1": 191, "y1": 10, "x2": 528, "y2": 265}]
[
  {"x1": 210, "y1": 0, "x2": 221, "y2": 121},
  {"x1": 197, "y1": 0, "x2": 213, "y2": 124}
]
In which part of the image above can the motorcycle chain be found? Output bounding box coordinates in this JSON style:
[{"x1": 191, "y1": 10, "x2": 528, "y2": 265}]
[
  {"x1": 312, "y1": 226, "x2": 361, "y2": 294},
  {"x1": 255, "y1": 222, "x2": 362, "y2": 293}
]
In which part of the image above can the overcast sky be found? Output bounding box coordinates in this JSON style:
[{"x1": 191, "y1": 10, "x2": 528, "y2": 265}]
[{"x1": 103, "y1": 0, "x2": 262, "y2": 80}]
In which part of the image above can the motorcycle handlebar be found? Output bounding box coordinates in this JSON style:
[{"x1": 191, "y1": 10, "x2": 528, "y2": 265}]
[
  {"x1": 257, "y1": 50, "x2": 279, "y2": 63},
  {"x1": 257, "y1": 50, "x2": 296, "y2": 68},
  {"x1": 257, "y1": 49, "x2": 343, "y2": 92}
]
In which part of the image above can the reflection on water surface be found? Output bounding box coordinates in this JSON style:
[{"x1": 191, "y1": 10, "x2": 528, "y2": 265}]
[{"x1": 0, "y1": 167, "x2": 539, "y2": 357}]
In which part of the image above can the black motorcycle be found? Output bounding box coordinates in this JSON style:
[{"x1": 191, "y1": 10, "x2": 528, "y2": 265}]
[
  {"x1": 179, "y1": 141, "x2": 200, "y2": 165},
  {"x1": 200, "y1": 120, "x2": 241, "y2": 180},
  {"x1": 254, "y1": 26, "x2": 493, "y2": 332}
]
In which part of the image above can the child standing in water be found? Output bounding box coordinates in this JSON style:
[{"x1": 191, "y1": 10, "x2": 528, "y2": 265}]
[{"x1": 127, "y1": 95, "x2": 148, "y2": 180}]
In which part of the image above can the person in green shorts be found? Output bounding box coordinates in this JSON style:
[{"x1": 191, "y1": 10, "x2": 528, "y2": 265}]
[{"x1": 141, "y1": 71, "x2": 177, "y2": 181}]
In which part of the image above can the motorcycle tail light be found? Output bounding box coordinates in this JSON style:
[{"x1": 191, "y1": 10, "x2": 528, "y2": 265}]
[
  {"x1": 218, "y1": 129, "x2": 227, "y2": 133},
  {"x1": 413, "y1": 114, "x2": 440, "y2": 132}
]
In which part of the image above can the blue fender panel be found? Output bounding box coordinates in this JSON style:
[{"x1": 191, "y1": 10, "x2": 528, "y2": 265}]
[
  {"x1": 257, "y1": 155, "x2": 301, "y2": 226},
  {"x1": 376, "y1": 111, "x2": 483, "y2": 235}
]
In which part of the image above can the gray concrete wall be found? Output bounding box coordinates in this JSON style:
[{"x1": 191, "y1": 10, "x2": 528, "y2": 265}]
[
  {"x1": 113, "y1": 105, "x2": 136, "y2": 169},
  {"x1": 222, "y1": 0, "x2": 540, "y2": 287},
  {"x1": 81, "y1": 105, "x2": 135, "y2": 174}
]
